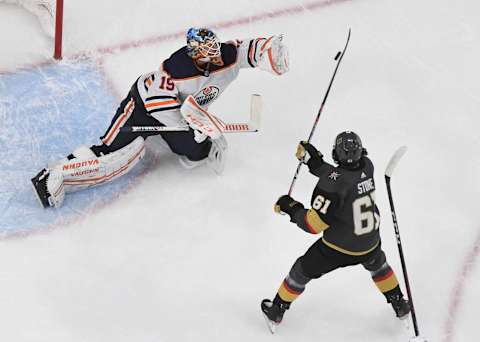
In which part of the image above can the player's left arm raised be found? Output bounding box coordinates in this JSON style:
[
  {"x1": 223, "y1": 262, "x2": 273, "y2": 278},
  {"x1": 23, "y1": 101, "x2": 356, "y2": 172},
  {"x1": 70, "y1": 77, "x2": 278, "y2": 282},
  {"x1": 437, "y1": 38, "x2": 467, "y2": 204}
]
[{"x1": 232, "y1": 35, "x2": 289, "y2": 75}]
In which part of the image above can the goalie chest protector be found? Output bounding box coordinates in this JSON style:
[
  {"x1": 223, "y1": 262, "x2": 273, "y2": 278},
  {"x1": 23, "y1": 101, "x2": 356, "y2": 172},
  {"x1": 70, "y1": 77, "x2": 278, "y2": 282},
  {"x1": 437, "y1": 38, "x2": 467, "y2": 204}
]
[{"x1": 161, "y1": 44, "x2": 241, "y2": 108}]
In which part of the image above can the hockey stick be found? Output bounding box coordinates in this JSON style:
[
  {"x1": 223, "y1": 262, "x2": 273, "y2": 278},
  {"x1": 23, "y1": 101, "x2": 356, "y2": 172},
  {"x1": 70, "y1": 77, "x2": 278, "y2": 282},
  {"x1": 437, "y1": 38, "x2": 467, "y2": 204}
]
[
  {"x1": 385, "y1": 147, "x2": 427, "y2": 342},
  {"x1": 120, "y1": 94, "x2": 262, "y2": 134},
  {"x1": 287, "y1": 28, "x2": 351, "y2": 195}
]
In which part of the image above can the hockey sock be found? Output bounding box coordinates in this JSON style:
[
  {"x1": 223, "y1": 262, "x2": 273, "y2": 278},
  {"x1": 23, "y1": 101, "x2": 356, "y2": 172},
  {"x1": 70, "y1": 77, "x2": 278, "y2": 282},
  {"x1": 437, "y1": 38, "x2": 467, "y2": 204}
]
[
  {"x1": 276, "y1": 260, "x2": 311, "y2": 304},
  {"x1": 370, "y1": 263, "x2": 400, "y2": 296}
]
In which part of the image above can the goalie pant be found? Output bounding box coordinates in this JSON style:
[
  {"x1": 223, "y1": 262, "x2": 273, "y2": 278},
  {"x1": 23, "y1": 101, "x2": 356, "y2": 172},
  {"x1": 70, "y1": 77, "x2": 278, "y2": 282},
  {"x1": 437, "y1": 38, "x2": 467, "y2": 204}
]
[
  {"x1": 37, "y1": 80, "x2": 212, "y2": 208},
  {"x1": 97, "y1": 80, "x2": 211, "y2": 159}
]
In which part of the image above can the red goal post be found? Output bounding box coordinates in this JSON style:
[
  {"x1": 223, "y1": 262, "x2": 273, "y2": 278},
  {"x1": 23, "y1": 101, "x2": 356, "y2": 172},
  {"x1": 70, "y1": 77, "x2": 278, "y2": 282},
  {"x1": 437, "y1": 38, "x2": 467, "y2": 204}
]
[{"x1": 53, "y1": 0, "x2": 63, "y2": 59}]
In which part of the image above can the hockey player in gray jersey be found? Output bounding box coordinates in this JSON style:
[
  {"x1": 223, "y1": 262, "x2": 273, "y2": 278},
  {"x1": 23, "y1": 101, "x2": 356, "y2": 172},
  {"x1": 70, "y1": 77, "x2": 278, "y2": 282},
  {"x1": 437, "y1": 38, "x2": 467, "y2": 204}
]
[
  {"x1": 261, "y1": 131, "x2": 410, "y2": 333},
  {"x1": 31, "y1": 27, "x2": 289, "y2": 208}
]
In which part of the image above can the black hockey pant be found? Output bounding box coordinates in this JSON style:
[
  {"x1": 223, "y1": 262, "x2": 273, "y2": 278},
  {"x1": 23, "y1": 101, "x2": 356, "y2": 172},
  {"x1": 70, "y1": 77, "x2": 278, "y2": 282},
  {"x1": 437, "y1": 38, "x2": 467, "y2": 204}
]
[
  {"x1": 91, "y1": 87, "x2": 211, "y2": 161},
  {"x1": 275, "y1": 238, "x2": 402, "y2": 305}
]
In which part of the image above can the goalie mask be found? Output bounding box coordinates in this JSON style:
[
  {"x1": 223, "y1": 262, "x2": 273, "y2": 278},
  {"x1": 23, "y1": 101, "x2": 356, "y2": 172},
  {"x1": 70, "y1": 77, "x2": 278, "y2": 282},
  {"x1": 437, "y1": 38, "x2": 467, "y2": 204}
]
[
  {"x1": 186, "y1": 28, "x2": 222, "y2": 64},
  {"x1": 332, "y1": 131, "x2": 367, "y2": 169}
]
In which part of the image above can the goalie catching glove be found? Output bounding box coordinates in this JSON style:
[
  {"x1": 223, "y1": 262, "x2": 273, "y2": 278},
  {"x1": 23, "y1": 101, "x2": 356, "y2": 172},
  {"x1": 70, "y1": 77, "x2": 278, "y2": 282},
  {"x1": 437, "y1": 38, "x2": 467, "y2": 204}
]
[{"x1": 255, "y1": 35, "x2": 289, "y2": 75}]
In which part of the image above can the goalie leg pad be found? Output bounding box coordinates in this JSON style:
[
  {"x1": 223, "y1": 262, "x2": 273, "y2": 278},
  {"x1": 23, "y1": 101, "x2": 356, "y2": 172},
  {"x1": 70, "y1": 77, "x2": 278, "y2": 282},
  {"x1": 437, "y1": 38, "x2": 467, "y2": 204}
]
[
  {"x1": 53, "y1": 136, "x2": 145, "y2": 193},
  {"x1": 45, "y1": 168, "x2": 65, "y2": 207}
]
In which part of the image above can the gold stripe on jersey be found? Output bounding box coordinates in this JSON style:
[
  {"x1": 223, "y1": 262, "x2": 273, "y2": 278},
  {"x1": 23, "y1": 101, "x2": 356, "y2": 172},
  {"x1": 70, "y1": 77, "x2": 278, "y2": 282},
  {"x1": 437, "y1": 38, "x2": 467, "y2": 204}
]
[
  {"x1": 373, "y1": 270, "x2": 399, "y2": 293},
  {"x1": 277, "y1": 280, "x2": 301, "y2": 302},
  {"x1": 322, "y1": 238, "x2": 379, "y2": 256},
  {"x1": 305, "y1": 209, "x2": 329, "y2": 234}
]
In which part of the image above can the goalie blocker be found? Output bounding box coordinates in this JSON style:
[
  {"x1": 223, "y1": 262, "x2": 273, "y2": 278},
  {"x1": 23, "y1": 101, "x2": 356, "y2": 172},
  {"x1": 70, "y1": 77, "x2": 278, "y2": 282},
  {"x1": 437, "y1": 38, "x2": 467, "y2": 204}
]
[{"x1": 121, "y1": 94, "x2": 262, "y2": 135}]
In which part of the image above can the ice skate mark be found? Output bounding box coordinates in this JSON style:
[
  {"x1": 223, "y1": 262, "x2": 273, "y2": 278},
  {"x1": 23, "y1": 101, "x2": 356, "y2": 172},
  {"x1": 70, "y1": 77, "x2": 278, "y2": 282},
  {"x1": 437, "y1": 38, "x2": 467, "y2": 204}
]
[
  {"x1": 0, "y1": 0, "x2": 352, "y2": 74},
  {"x1": 442, "y1": 230, "x2": 480, "y2": 342}
]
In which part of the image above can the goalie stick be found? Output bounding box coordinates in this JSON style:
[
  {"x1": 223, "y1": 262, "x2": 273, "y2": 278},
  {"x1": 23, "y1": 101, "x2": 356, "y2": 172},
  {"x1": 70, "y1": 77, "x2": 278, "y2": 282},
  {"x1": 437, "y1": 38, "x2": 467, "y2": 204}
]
[
  {"x1": 287, "y1": 28, "x2": 351, "y2": 196},
  {"x1": 120, "y1": 94, "x2": 262, "y2": 135},
  {"x1": 385, "y1": 146, "x2": 427, "y2": 342}
]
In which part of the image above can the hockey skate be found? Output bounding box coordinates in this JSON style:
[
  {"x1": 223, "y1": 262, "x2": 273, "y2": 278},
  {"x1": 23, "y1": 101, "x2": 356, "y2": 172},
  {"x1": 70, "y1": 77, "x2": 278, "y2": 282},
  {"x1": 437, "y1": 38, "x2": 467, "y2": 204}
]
[
  {"x1": 390, "y1": 296, "x2": 411, "y2": 319},
  {"x1": 31, "y1": 167, "x2": 65, "y2": 208},
  {"x1": 261, "y1": 299, "x2": 289, "y2": 334},
  {"x1": 31, "y1": 168, "x2": 52, "y2": 208}
]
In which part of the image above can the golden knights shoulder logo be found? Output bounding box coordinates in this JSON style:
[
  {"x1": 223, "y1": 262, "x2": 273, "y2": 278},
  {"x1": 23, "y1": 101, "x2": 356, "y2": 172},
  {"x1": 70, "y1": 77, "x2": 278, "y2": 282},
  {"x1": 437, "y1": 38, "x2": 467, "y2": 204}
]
[
  {"x1": 194, "y1": 86, "x2": 220, "y2": 106},
  {"x1": 328, "y1": 171, "x2": 341, "y2": 181}
]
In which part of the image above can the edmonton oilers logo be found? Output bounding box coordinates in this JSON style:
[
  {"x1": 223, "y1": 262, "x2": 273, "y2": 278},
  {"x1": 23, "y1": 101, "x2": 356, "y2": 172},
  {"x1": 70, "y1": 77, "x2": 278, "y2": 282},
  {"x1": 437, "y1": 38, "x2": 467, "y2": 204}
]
[{"x1": 194, "y1": 86, "x2": 220, "y2": 106}]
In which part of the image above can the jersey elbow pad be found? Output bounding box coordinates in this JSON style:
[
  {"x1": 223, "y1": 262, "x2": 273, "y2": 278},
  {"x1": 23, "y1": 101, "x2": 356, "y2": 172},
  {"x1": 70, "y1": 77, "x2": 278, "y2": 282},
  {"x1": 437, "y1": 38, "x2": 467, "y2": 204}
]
[{"x1": 303, "y1": 209, "x2": 330, "y2": 234}]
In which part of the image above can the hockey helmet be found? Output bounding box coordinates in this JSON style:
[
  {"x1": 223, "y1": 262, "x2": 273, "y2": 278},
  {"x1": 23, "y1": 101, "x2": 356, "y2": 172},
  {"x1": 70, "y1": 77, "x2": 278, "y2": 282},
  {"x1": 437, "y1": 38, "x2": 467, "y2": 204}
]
[
  {"x1": 332, "y1": 131, "x2": 366, "y2": 168},
  {"x1": 186, "y1": 28, "x2": 221, "y2": 61}
]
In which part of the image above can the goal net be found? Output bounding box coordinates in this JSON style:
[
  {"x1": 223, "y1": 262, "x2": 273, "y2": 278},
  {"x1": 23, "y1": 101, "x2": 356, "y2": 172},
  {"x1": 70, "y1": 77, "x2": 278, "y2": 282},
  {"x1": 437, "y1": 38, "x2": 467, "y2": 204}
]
[{"x1": 4, "y1": 0, "x2": 64, "y2": 59}]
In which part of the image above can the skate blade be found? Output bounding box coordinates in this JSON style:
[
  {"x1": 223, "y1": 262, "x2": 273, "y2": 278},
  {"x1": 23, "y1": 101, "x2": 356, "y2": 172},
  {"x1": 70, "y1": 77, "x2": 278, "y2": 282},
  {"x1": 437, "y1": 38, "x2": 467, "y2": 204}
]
[{"x1": 262, "y1": 312, "x2": 278, "y2": 334}]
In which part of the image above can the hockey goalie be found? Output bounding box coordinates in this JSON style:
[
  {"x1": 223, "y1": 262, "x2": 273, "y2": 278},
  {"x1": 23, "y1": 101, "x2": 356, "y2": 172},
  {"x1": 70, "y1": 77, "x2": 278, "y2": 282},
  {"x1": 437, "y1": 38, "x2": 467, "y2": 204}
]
[{"x1": 31, "y1": 27, "x2": 289, "y2": 208}]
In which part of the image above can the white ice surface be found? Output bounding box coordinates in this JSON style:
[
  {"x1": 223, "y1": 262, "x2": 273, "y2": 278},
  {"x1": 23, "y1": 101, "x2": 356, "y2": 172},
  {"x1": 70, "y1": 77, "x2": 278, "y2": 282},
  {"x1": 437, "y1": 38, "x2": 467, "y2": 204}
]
[{"x1": 1, "y1": 0, "x2": 480, "y2": 341}]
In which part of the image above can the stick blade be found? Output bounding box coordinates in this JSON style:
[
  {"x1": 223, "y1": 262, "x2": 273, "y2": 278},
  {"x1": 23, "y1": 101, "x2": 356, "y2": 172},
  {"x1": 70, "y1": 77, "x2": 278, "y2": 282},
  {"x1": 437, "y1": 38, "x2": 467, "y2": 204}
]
[
  {"x1": 250, "y1": 94, "x2": 262, "y2": 131},
  {"x1": 385, "y1": 146, "x2": 408, "y2": 177}
]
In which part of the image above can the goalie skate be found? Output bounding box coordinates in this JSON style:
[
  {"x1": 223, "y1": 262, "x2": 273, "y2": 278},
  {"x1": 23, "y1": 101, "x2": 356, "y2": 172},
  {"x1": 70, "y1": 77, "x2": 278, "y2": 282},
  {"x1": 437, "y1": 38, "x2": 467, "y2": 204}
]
[
  {"x1": 31, "y1": 168, "x2": 51, "y2": 208},
  {"x1": 178, "y1": 136, "x2": 228, "y2": 174},
  {"x1": 31, "y1": 167, "x2": 64, "y2": 208}
]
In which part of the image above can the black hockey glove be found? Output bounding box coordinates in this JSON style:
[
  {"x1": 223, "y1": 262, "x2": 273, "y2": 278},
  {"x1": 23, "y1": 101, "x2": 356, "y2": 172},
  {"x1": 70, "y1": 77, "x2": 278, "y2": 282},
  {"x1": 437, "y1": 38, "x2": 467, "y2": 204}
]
[
  {"x1": 274, "y1": 195, "x2": 305, "y2": 221},
  {"x1": 296, "y1": 141, "x2": 323, "y2": 169}
]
